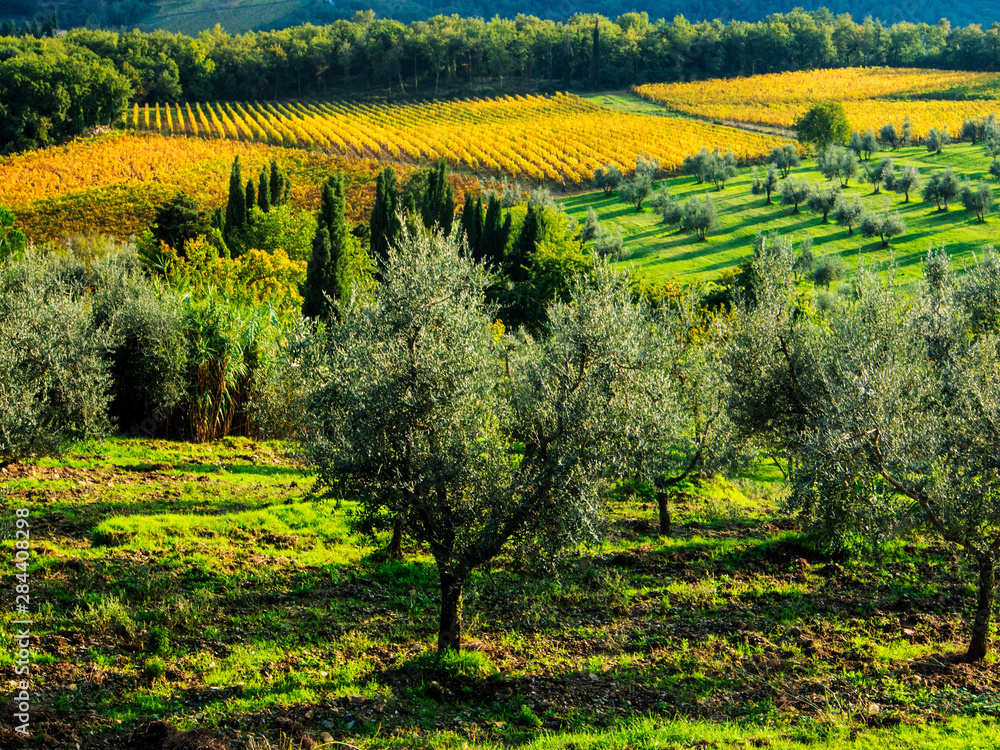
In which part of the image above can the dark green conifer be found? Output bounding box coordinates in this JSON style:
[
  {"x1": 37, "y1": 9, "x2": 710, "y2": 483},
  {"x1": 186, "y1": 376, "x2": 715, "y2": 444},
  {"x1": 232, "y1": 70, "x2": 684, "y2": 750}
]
[
  {"x1": 223, "y1": 156, "x2": 245, "y2": 243},
  {"x1": 258, "y1": 168, "x2": 270, "y2": 212},
  {"x1": 369, "y1": 166, "x2": 401, "y2": 276},
  {"x1": 302, "y1": 175, "x2": 350, "y2": 320}
]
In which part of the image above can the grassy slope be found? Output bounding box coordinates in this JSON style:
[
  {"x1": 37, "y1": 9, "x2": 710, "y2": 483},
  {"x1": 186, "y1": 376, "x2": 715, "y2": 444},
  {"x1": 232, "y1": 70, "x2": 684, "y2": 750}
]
[
  {"x1": 4, "y1": 439, "x2": 1000, "y2": 747},
  {"x1": 560, "y1": 142, "x2": 999, "y2": 289}
]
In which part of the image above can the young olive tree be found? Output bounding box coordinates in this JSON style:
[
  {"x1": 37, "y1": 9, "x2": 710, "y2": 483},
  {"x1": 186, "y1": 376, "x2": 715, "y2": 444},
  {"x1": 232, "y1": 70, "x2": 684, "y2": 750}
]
[
  {"x1": 961, "y1": 181, "x2": 994, "y2": 222},
  {"x1": 859, "y1": 209, "x2": 907, "y2": 247},
  {"x1": 780, "y1": 177, "x2": 812, "y2": 214},
  {"x1": 723, "y1": 233, "x2": 822, "y2": 479},
  {"x1": 793, "y1": 252, "x2": 1000, "y2": 661},
  {"x1": 770, "y1": 143, "x2": 801, "y2": 177},
  {"x1": 807, "y1": 184, "x2": 840, "y2": 223},
  {"x1": 751, "y1": 163, "x2": 780, "y2": 205},
  {"x1": 306, "y1": 229, "x2": 686, "y2": 653},
  {"x1": 887, "y1": 164, "x2": 919, "y2": 203}
]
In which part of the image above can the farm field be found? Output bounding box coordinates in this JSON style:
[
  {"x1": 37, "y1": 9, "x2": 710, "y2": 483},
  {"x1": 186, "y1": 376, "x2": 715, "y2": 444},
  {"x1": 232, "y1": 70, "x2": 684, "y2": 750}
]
[
  {"x1": 127, "y1": 94, "x2": 785, "y2": 184},
  {"x1": 561, "y1": 142, "x2": 1000, "y2": 287},
  {"x1": 636, "y1": 67, "x2": 1000, "y2": 138},
  {"x1": 0, "y1": 133, "x2": 419, "y2": 244},
  {"x1": 3, "y1": 439, "x2": 1000, "y2": 748}
]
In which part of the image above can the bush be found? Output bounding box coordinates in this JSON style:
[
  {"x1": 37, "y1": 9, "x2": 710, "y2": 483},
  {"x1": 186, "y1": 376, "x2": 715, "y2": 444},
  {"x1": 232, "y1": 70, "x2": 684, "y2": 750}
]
[
  {"x1": 89, "y1": 248, "x2": 188, "y2": 435},
  {"x1": 0, "y1": 251, "x2": 113, "y2": 463}
]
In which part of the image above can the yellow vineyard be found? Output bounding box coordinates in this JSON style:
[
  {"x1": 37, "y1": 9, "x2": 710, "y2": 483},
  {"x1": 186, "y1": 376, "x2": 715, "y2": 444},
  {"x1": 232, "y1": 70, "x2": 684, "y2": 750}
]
[
  {"x1": 0, "y1": 133, "x2": 404, "y2": 243},
  {"x1": 128, "y1": 93, "x2": 786, "y2": 183},
  {"x1": 636, "y1": 67, "x2": 1000, "y2": 138}
]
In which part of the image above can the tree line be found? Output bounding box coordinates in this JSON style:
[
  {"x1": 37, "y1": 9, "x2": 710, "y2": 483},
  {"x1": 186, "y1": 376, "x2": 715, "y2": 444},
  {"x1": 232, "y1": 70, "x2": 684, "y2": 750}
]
[{"x1": 6, "y1": 9, "x2": 1000, "y2": 108}]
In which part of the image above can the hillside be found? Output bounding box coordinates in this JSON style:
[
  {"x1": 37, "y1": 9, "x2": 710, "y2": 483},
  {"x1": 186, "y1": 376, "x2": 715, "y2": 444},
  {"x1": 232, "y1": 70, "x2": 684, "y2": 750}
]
[{"x1": 7, "y1": 0, "x2": 1000, "y2": 32}]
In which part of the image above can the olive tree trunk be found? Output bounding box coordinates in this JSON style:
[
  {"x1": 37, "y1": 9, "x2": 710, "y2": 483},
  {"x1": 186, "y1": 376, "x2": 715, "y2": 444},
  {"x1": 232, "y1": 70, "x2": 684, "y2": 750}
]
[
  {"x1": 967, "y1": 556, "x2": 995, "y2": 663},
  {"x1": 657, "y1": 491, "x2": 671, "y2": 536},
  {"x1": 437, "y1": 569, "x2": 465, "y2": 653}
]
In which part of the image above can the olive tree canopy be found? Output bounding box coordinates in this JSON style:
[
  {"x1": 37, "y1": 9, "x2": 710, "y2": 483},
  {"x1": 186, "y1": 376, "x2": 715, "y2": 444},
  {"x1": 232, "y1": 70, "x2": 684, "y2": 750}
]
[{"x1": 305, "y1": 227, "x2": 692, "y2": 653}]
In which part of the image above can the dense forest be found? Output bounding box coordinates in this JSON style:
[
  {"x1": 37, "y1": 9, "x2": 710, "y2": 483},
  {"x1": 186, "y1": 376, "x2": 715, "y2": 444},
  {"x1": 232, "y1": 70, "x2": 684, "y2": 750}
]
[{"x1": 7, "y1": 9, "x2": 1000, "y2": 153}]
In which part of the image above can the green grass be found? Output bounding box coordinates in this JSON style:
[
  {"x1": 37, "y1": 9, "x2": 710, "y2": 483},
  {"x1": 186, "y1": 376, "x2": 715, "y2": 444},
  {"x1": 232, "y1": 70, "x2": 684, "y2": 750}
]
[
  {"x1": 3, "y1": 438, "x2": 999, "y2": 747},
  {"x1": 560, "y1": 142, "x2": 1000, "y2": 288}
]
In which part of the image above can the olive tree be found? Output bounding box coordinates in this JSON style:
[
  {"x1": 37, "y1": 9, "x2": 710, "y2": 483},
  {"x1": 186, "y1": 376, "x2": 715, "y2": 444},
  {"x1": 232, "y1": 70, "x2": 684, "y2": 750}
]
[
  {"x1": 770, "y1": 144, "x2": 801, "y2": 177},
  {"x1": 887, "y1": 164, "x2": 919, "y2": 203},
  {"x1": 593, "y1": 164, "x2": 623, "y2": 196},
  {"x1": 859, "y1": 209, "x2": 907, "y2": 247},
  {"x1": 751, "y1": 163, "x2": 780, "y2": 205},
  {"x1": 961, "y1": 181, "x2": 994, "y2": 222},
  {"x1": 793, "y1": 252, "x2": 1000, "y2": 661},
  {"x1": 780, "y1": 177, "x2": 811, "y2": 213},
  {"x1": 923, "y1": 168, "x2": 961, "y2": 211},
  {"x1": 0, "y1": 251, "x2": 113, "y2": 464},
  {"x1": 305, "y1": 228, "x2": 686, "y2": 653},
  {"x1": 807, "y1": 184, "x2": 840, "y2": 223}
]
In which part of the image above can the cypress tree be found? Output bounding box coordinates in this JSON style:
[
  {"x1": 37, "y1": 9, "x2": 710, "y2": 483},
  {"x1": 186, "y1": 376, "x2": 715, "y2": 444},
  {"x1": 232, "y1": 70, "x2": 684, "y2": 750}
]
[
  {"x1": 369, "y1": 166, "x2": 401, "y2": 276},
  {"x1": 269, "y1": 159, "x2": 290, "y2": 206},
  {"x1": 258, "y1": 168, "x2": 270, "y2": 213},
  {"x1": 302, "y1": 175, "x2": 351, "y2": 320},
  {"x1": 479, "y1": 196, "x2": 505, "y2": 266},
  {"x1": 224, "y1": 156, "x2": 247, "y2": 242},
  {"x1": 509, "y1": 206, "x2": 539, "y2": 283},
  {"x1": 420, "y1": 160, "x2": 454, "y2": 235},
  {"x1": 245, "y1": 180, "x2": 256, "y2": 223},
  {"x1": 223, "y1": 156, "x2": 245, "y2": 242},
  {"x1": 441, "y1": 180, "x2": 455, "y2": 237},
  {"x1": 302, "y1": 228, "x2": 333, "y2": 320},
  {"x1": 460, "y1": 194, "x2": 480, "y2": 257}
]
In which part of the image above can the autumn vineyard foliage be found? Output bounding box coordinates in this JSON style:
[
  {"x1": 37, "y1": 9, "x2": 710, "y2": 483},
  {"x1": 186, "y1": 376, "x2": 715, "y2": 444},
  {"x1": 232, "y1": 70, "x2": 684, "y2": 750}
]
[
  {"x1": 0, "y1": 133, "x2": 424, "y2": 243},
  {"x1": 128, "y1": 93, "x2": 785, "y2": 183},
  {"x1": 636, "y1": 67, "x2": 1000, "y2": 138}
]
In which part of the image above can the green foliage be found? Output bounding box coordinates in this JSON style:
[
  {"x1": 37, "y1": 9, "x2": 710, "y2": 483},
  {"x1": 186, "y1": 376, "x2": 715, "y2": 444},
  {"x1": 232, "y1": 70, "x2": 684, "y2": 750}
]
[
  {"x1": 960, "y1": 180, "x2": 994, "y2": 221},
  {"x1": 681, "y1": 196, "x2": 717, "y2": 240},
  {"x1": 593, "y1": 163, "x2": 623, "y2": 196},
  {"x1": 241, "y1": 203, "x2": 316, "y2": 261},
  {"x1": 816, "y1": 146, "x2": 859, "y2": 187},
  {"x1": 859, "y1": 208, "x2": 907, "y2": 247},
  {"x1": 832, "y1": 194, "x2": 864, "y2": 234},
  {"x1": 0, "y1": 206, "x2": 27, "y2": 261},
  {"x1": 796, "y1": 102, "x2": 851, "y2": 150},
  {"x1": 863, "y1": 157, "x2": 895, "y2": 193},
  {"x1": 305, "y1": 229, "x2": 691, "y2": 651},
  {"x1": 223, "y1": 155, "x2": 246, "y2": 249},
  {"x1": 302, "y1": 175, "x2": 353, "y2": 320},
  {"x1": 925, "y1": 126, "x2": 951, "y2": 154},
  {"x1": 90, "y1": 249, "x2": 188, "y2": 434},
  {"x1": 751, "y1": 163, "x2": 780, "y2": 205},
  {"x1": 770, "y1": 144, "x2": 801, "y2": 177},
  {"x1": 922, "y1": 167, "x2": 961, "y2": 210},
  {"x1": 370, "y1": 165, "x2": 402, "y2": 275},
  {"x1": 0, "y1": 250, "x2": 113, "y2": 463},
  {"x1": 886, "y1": 163, "x2": 920, "y2": 201},
  {"x1": 0, "y1": 38, "x2": 131, "y2": 154},
  {"x1": 619, "y1": 172, "x2": 653, "y2": 211},
  {"x1": 420, "y1": 159, "x2": 456, "y2": 236},
  {"x1": 880, "y1": 122, "x2": 900, "y2": 150},
  {"x1": 810, "y1": 253, "x2": 847, "y2": 289},
  {"x1": 150, "y1": 192, "x2": 211, "y2": 258},
  {"x1": 779, "y1": 177, "x2": 811, "y2": 213},
  {"x1": 806, "y1": 183, "x2": 840, "y2": 222}
]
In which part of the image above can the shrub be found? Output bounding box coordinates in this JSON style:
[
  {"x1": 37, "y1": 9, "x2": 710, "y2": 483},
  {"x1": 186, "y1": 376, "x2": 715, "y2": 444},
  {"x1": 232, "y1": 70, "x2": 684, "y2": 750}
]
[{"x1": 0, "y1": 251, "x2": 113, "y2": 463}]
